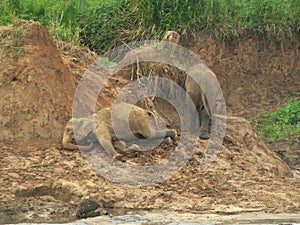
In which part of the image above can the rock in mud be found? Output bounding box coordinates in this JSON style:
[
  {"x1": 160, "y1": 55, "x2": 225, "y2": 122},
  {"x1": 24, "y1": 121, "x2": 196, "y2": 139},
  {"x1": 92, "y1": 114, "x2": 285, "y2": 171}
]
[{"x1": 76, "y1": 199, "x2": 107, "y2": 219}]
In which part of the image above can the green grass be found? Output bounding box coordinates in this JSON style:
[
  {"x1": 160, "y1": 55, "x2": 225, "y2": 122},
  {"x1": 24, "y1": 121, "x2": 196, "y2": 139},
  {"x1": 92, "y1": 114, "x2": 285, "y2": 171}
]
[
  {"x1": 252, "y1": 95, "x2": 300, "y2": 141},
  {"x1": 1, "y1": 0, "x2": 300, "y2": 53},
  {"x1": 0, "y1": 0, "x2": 83, "y2": 43}
]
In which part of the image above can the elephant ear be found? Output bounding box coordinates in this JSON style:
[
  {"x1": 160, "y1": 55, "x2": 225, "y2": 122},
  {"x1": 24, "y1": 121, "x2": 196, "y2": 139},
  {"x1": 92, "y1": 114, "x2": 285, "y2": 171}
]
[{"x1": 78, "y1": 118, "x2": 95, "y2": 136}]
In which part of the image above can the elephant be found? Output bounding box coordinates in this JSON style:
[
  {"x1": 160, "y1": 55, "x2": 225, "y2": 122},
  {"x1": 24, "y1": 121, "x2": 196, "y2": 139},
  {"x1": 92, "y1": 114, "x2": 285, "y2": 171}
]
[
  {"x1": 62, "y1": 102, "x2": 177, "y2": 159},
  {"x1": 185, "y1": 63, "x2": 223, "y2": 139}
]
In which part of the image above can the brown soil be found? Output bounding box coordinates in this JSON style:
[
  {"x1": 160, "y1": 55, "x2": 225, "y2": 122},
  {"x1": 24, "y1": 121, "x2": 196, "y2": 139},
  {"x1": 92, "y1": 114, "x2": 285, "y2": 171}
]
[
  {"x1": 0, "y1": 22, "x2": 299, "y2": 223},
  {"x1": 0, "y1": 21, "x2": 76, "y2": 142}
]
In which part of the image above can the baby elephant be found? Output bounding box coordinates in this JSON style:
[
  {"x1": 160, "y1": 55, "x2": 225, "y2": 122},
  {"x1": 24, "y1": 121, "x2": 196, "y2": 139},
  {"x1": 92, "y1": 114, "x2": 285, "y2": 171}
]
[{"x1": 62, "y1": 102, "x2": 177, "y2": 159}]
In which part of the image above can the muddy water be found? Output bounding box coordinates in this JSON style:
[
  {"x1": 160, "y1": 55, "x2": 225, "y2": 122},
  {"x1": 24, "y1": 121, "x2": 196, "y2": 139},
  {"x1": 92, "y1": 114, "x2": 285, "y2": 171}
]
[{"x1": 15, "y1": 212, "x2": 300, "y2": 225}]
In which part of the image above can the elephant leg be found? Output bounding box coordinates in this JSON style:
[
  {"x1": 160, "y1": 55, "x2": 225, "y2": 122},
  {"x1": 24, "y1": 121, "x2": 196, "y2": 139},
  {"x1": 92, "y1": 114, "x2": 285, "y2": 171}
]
[
  {"x1": 161, "y1": 137, "x2": 172, "y2": 145},
  {"x1": 199, "y1": 107, "x2": 210, "y2": 139},
  {"x1": 113, "y1": 140, "x2": 127, "y2": 150},
  {"x1": 113, "y1": 140, "x2": 141, "y2": 151},
  {"x1": 100, "y1": 138, "x2": 122, "y2": 159},
  {"x1": 165, "y1": 129, "x2": 177, "y2": 140},
  {"x1": 96, "y1": 125, "x2": 122, "y2": 159}
]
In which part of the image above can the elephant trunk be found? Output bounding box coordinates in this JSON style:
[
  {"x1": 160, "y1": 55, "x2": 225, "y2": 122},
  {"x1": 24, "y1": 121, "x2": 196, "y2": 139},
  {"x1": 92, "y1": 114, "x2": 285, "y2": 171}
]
[
  {"x1": 62, "y1": 133, "x2": 94, "y2": 152},
  {"x1": 78, "y1": 142, "x2": 94, "y2": 152}
]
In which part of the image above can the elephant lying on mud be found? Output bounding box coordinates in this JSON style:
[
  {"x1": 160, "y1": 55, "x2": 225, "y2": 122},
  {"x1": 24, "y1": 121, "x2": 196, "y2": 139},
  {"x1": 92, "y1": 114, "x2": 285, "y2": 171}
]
[
  {"x1": 62, "y1": 102, "x2": 177, "y2": 159},
  {"x1": 185, "y1": 63, "x2": 222, "y2": 139}
]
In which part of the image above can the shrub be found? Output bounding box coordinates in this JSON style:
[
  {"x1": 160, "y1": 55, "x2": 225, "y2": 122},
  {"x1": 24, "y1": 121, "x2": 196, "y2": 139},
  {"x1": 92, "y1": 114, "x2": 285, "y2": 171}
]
[{"x1": 253, "y1": 95, "x2": 300, "y2": 141}]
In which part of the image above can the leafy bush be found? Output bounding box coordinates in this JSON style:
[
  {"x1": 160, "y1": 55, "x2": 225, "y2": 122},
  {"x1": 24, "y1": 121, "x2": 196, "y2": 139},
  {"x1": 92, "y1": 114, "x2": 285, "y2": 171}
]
[
  {"x1": 253, "y1": 96, "x2": 300, "y2": 141},
  {"x1": 274, "y1": 98, "x2": 300, "y2": 126}
]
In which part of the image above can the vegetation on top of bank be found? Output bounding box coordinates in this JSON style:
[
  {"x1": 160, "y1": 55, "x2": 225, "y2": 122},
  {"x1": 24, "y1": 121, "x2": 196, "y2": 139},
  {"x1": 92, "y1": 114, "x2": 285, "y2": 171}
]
[
  {"x1": 253, "y1": 94, "x2": 300, "y2": 141},
  {"x1": 1, "y1": 0, "x2": 300, "y2": 53}
]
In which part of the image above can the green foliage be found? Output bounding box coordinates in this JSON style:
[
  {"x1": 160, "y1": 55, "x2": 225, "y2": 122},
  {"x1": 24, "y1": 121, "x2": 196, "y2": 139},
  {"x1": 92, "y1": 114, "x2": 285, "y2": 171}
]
[
  {"x1": 102, "y1": 57, "x2": 117, "y2": 68},
  {"x1": 253, "y1": 96, "x2": 300, "y2": 141},
  {"x1": 126, "y1": 0, "x2": 300, "y2": 40},
  {"x1": 79, "y1": 0, "x2": 135, "y2": 52},
  {"x1": 0, "y1": 0, "x2": 300, "y2": 53},
  {"x1": 246, "y1": 0, "x2": 299, "y2": 40},
  {"x1": 85, "y1": 210, "x2": 100, "y2": 218},
  {"x1": 0, "y1": 0, "x2": 86, "y2": 43},
  {"x1": 274, "y1": 98, "x2": 300, "y2": 126}
]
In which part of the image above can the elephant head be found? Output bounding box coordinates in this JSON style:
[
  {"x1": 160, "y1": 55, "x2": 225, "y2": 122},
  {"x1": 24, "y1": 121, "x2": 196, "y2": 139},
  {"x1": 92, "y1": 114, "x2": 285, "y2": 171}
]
[{"x1": 62, "y1": 118, "x2": 94, "y2": 152}]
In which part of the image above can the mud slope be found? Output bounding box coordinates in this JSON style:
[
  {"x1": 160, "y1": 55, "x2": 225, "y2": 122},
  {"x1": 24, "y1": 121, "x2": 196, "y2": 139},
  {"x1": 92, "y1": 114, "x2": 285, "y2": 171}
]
[{"x1": 0, "y1": 22, "x2": 76, "y2": 142}]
